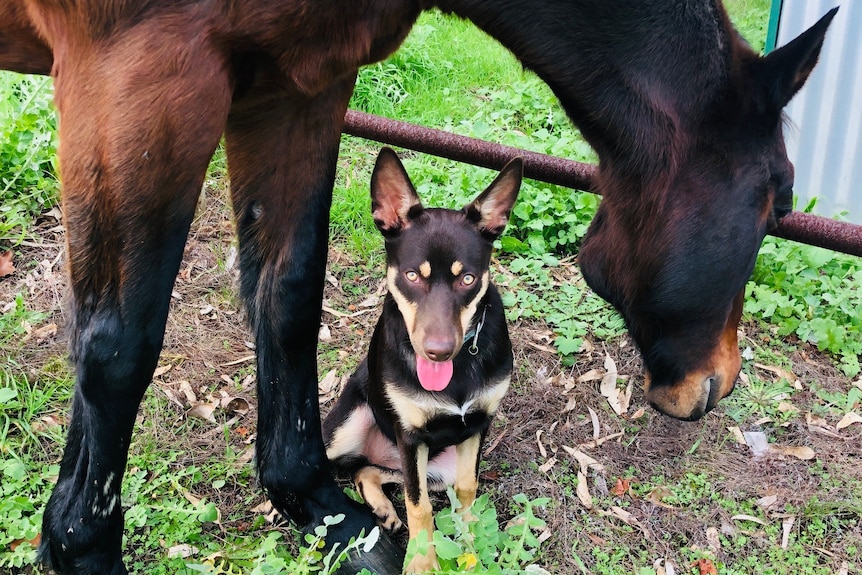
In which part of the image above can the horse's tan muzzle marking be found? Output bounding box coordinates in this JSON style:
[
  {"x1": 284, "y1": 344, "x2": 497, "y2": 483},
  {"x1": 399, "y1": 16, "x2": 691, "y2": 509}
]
[{"x1": 644, "y1": 290, "x2": 744, "y2": 420}]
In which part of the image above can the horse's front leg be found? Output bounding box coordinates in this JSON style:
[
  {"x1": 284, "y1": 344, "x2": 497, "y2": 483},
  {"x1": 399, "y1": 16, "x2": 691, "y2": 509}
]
[
  {"x1": 38, "y1": 32, "x2": 231, "y2": 574},
  {"x1": 225, "y1": 73, "x2": 403, "y2": 573}
]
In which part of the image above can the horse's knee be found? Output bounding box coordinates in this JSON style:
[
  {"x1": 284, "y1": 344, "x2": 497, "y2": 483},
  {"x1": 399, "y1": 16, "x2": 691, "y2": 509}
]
[{"x1": 72, "y1": 303, "x2": 164, "y2": 400}]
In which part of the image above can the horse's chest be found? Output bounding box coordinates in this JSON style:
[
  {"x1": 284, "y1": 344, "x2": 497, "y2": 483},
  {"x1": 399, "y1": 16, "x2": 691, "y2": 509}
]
[{"x1": 250, "y1": 1, "x2": 419, "y2": 95}]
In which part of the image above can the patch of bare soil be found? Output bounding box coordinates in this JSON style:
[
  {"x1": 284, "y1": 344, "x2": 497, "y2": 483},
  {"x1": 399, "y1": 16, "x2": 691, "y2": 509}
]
[{"x1": 2, "y1": 189, "x2": 860, "y2": 574}]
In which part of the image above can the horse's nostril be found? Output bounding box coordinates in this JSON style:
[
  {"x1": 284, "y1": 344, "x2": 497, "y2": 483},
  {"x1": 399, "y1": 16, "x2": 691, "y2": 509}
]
[{"x1": 704, "y1": 375, "x2": 722, "y2": 413}]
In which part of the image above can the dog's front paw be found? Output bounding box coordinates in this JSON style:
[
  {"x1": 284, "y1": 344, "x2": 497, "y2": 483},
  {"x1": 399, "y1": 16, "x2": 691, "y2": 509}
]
[
  {"x1": 405, "y1": 545, "x2": 438, "y2": 574},
  {"x1": 371, "y1": 502, "x2": 403, "y2": 532},
  {"x1": 381, "y1": 513, "x2": 404, "y2": 533}
]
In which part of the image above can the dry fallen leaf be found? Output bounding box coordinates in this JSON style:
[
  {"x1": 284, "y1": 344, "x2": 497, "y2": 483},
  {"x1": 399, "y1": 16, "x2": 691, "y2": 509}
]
[
  {"x1": 705, "y1": 526, "x2": 721, "y2": 553},
  {"x1": 538, "y1": 456, "x2": 557, "y2": 474},
  {"x1": 0, "y1": 251, "x2": 15, "y2": 278},
  {"x1": 599, "y1": 353, "x2": 631, "y2": 415},
  {"x1": 358, "y1": 294, "x2": 380, "y2": 308},
  {"x1": 599, "y1": 354, "x2": 618, "y2": 398},
  {"x1": 756, "y1": 494, "x2": 779, "y2": 510},
  {"x1": 773, "y1": 445, "x2": 815, "y2": 461},
  {"x1": 806, "y1": 412, "x2": 843, "y2": 438},
  {"x1": 727, "y1": 426, "x2": 746, "y2": 445},
  {"x1": 561, "y1": 445, "x2": 604, "y2": 475},
  {"x1": 31, "y1": 323, "x2": 57, "y2": 344},
  {"x1": 30, "y1": 414, "x2": 65, "y2": 433},
  {"x1": 577, "y1": 368, "x2": 602, "y2": 383},
  {"x1": 9, "y1": 533, "x2": 41, "y2": 552},
  {"x1": 578, "y1": 431, "x2": 624, "y2": 449},
  {"x1": 237, "y1": 445, "x2": 255, "y2": 464},
  {"x1": 610, "y1": 477, "x2": 630, "y2": 497},
  {"x1": 167, "y1": 544, "x2": 199, "y2": 559},
  {"x1": 223, "y1": 397, "x2": 250, "y2": 415},
  {"x1": 645, "y1": 486, "x2": 675, "y2": 508},
  {"x1": 188, "y1": 402, "x2": 218, "y2": 423},
  {"x1": 178, "y1": 381, "x2": 197, "y2": 404},
  {"x1": 576, "y1": 470, "x2": 592, "y2": 509},
  {"x1": 693, "y1": 558, "x2": 718, "y2": 575},
  {"x1": 753, "y1": 363, "x2": 797, "y2": 385},
  {"x1": 837, "y1": 412, "x2": 862, "y2": 430},
  {"x1": 153, "y1": 364, "x2": 172, "y2": 378},
  {"x1": 318, "y1": 369, "x2": 339, "y2": 395},
  {"x1": 781, "y1": 516, "x2": 795, "y2": 549},
  {"x1": 536, "y1": 430, "x2": 548, "y2": 458},
  {"x1": 607, "y1": 505, "x2": 640, "y2": 527},
  {"x1": 587, "y1": 406, "x2": 601, "y2": 439},
  {"x1": 731, "y1": 514, "x2": 767, "y2": 526},
  {"x1": 777, "y1": 401, "x2": 798, "y2": 414}
]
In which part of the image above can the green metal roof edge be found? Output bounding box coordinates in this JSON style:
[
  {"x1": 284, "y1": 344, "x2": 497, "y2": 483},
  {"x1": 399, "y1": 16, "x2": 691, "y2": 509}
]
[{"x1": 765, "y1": 0, "x2": 783, "y2": 53}]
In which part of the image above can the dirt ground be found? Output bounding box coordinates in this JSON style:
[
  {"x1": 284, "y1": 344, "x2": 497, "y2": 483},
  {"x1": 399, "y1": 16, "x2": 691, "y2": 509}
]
[{"x1": 2, "y1": 185, "x2": 861, "y2": 574}]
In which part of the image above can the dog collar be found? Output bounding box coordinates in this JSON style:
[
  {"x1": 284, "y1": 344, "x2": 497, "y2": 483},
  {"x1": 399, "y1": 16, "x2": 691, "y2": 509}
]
[{"x1": 463, "y1": 305, "x2": 488, "y2": 356}]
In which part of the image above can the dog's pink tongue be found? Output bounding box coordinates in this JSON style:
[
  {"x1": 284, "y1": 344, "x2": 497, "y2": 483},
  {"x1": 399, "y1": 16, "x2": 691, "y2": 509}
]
[{"x1": 416, "y1": 355, "x2": 453, "y2": 392}]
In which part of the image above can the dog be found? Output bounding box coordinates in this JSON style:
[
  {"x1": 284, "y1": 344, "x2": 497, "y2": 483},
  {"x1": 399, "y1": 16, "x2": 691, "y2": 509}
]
[{"x1": 323, "y1": 147, "x2": 522, "y2": 573}]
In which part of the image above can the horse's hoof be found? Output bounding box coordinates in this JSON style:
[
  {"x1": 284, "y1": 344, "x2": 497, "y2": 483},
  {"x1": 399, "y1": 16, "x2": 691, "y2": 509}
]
[{"x1": 333, "y1": 527, "x2": 405, "y2": 575}]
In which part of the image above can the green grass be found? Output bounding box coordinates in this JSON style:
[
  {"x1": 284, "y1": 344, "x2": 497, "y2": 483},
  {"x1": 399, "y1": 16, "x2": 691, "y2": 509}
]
[
  {"x1": 0, "y1": 73, "x2": 58, "y2": 244},
  {"x1": 0, "y1": 298, "x2": 68, "y2": 570}
]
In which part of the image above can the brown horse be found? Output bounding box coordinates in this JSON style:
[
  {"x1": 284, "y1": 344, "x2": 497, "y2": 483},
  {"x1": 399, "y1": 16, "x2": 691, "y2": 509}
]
[{"x1": 0, "y1": 1, "x2": 835, "y2": 573}]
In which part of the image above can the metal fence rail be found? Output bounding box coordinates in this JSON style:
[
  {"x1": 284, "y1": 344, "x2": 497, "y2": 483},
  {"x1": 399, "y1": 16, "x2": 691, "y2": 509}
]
[{"x1": 343, "y1": 110, "x2": 862, "y2": 258}]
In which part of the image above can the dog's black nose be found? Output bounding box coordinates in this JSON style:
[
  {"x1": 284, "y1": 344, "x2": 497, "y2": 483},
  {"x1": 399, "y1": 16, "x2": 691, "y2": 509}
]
[{"x1": 424, "y1": 339, "x2": 455, "y2": 362}]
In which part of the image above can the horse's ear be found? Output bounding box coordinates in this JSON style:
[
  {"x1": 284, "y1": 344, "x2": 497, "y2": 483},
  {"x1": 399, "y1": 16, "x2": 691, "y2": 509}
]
[
  {"x1": 371, "y1": 147, "x2": 423, "y2": 236},
  {"x1": 759, "y1": 7, "x2": 837, "y2": 110},
  {"x1": 464, "y1": 157, "x2": 522, "y2": 240}
]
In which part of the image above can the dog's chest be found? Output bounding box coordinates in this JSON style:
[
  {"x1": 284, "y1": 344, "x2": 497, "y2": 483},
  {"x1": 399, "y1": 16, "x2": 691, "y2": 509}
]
[{"x1": 384, "y1": 376, "x2": 510, "y2": 437}]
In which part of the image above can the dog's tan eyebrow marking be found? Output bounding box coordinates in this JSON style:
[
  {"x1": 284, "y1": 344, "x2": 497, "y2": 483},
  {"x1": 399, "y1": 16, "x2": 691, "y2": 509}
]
[
  {"x1": 450, "y1": 261, "x2": 463, "y2": 276},
  {"x1": 419, "y1": 261, "x2": 431, "y2": 278},
  {"x1": 387, "y1": 266, "x2": 418, "y2": 334}
]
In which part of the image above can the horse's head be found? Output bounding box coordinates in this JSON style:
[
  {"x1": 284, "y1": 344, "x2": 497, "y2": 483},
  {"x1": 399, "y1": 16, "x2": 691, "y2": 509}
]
[{"x1": 579, "y1": 8, "x2": 837, "y2": 420}]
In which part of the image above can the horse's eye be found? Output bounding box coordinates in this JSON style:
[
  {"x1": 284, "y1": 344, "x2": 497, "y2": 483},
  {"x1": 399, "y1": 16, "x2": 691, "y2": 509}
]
[
  {"x1": 462, "y1": 274, "x2": 475, "y2": 286},
  {"x1": 405, "y1": 271, "x2": 419, "y2": 283}
]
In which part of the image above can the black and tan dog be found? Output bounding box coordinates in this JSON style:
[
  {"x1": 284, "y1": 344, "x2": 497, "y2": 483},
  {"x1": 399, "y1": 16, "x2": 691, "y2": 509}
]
[{"x1": 323, "y1": 148, "x2": 521, "y2": 573}]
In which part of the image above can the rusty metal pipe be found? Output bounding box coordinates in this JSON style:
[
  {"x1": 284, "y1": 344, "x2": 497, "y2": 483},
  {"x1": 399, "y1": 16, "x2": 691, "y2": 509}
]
[{"x1": 343, "y1": 110, "x2": 862, "y2": 257}]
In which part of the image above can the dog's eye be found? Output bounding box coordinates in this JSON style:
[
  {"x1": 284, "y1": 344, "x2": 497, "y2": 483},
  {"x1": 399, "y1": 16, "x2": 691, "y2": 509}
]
[
  {"x1": 405, "y1": 271, "x2": 419, "y2": 283},
  {"x1": 462, "y1": 274, "x2": 475, "y2": 286}
]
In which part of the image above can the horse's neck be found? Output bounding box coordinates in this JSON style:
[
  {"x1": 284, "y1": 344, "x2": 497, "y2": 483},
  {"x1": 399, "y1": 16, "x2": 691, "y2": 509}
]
[{"x1": 433, "y1": 0, "x2": 735, "y2": 179}]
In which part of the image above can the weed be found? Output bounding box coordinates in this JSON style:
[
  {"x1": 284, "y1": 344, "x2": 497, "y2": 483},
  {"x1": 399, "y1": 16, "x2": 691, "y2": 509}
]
[
  {"x1": 404, "y1": 490, "x2": 551, "y2": 574},
  {"x1": 498, "y1": 257, "x2": 625, "y2": 360},
  {"x1": 0, "y1": 73, "x2": 58, "y2": 244},
  {"x1": 746, "y1": 237, "x2": 862, "y2": 377}
]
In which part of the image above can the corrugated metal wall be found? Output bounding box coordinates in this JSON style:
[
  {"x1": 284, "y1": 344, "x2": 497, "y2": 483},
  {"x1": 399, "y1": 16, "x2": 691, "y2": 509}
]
[{"x1": 770, "y1": 0, "x2": 861, "y2": 224}]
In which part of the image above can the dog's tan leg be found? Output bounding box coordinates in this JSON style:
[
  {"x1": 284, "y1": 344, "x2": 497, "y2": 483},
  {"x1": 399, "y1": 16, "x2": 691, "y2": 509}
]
[
  {"x1": 403, "y1": 443, "x2": 438, "y2": 574},
  {"x1": 455, "y1": 434, "x2": 482, "y2": 517},
  {"x1": 354, "y1": 466, "x2": 403, "y2": 532}
]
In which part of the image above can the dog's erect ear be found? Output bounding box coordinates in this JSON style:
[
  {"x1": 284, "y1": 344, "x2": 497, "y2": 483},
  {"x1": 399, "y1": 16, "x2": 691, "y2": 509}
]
[
  {"x1": 464, "y1": 157, "x2": 522, "y2": 240},
  {"x1": 371, "y1": 147, "x2": 423, "y2": 236}
]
